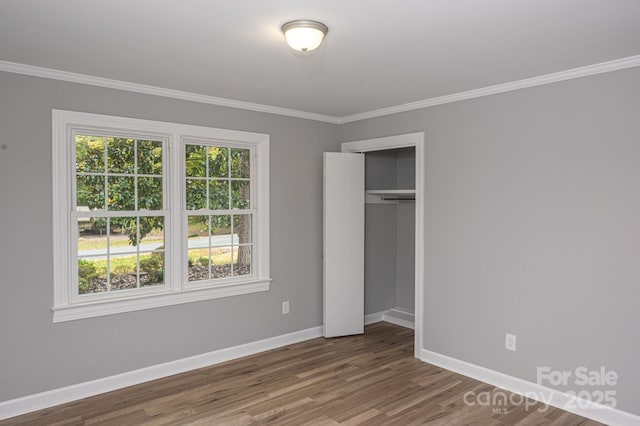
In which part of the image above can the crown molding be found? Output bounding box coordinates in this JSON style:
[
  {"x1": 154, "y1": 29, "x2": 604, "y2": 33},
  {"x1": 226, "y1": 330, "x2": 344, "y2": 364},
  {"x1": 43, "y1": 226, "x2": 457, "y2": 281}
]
[
  {"x1": 1, "y1": 55, "x2": 639, "y2": 125},
  {"x1": 0, "y1": 60, "x2": 340, "y2": 124},
  {"x1": 338, "y1": 54, "x2": 640, "y2": 124}
]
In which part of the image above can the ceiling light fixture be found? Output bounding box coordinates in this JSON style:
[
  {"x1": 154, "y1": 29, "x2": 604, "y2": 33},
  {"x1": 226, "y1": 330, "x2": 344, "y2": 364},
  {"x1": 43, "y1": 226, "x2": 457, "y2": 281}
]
[{"x1": 281, "y1": 20, "x2": 328, "y2": 52}]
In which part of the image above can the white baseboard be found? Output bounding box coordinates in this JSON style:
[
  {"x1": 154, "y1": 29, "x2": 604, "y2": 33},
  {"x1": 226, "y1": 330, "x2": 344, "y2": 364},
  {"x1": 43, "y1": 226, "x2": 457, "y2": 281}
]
[
  {"x1": 9, "y1": 320, "x2": 632, "y2": 425},
  {"x1": 364, "y1": 311, "x2": 385, "y2": 325},
  {"x1": 0, "y1": 326, "x2": 323, "y2": 421},
  {"x1": 383, "y1": 307, "x2": 415, "y2": 329},
  {"x1": 364, "y1": 307, "x2": 415, "y2": 329},
  {"x1": 421, "y1": 349, "x2": 640, "y2": 426}
]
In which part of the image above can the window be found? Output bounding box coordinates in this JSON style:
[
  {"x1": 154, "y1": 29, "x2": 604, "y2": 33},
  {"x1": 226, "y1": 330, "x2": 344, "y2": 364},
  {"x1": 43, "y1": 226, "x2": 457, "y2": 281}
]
[
  {"x1": 184, "y1": 143, "x2": 253, "y2": 282},
  {"x1": 74, "y1": 135, "x2": 166, "y2": 297},
  {"x1": 52, "y1": 110, "x2": 270, "y2": 322}
]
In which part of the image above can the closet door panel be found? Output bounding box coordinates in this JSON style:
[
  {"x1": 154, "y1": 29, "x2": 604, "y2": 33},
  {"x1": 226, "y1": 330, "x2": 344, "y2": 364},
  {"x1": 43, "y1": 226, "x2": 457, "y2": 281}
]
[{"x1": 323, "y1": 152, "x2": 364, "y2": 337}]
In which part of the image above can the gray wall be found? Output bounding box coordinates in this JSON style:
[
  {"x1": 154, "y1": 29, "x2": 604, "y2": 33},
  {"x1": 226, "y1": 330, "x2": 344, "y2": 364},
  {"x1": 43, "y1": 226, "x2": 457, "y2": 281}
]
[
  {"x1": 396, "y1": 147, "x2": 415, "y2": 190},
  {"x1": 364, "y1": 149, "x2": 398, "y2": 190},
  {"x1": 364, "y1": 204, "x2": 397, "y2": 313},
  {"x1": 396, "y1": 148, "x2": 416, "y2": 311},
  {"x1": 0, "y1": 71, "x2": 338, "y2": 401},
  {"x1": 395, "y1": 202, "x2": 415, "y2": 311},
  {"x1": 340, "y1": 67, "x2": 640, "y2": 414}
]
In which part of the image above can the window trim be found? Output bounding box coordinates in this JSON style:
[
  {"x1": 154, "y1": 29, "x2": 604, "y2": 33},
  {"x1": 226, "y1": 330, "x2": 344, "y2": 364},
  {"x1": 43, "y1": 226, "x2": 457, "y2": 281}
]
[{"x1": 52, "y1": 110, "x2": 270, "y2": 322}]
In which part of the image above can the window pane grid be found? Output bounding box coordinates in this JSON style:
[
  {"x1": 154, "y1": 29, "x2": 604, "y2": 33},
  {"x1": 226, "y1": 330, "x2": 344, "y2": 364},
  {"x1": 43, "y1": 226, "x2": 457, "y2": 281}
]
[
  {"x1": 185, "y1": 144, "x2": 251, "y2": 212},
  {"x1": 185, "y1": 147, "x2": 251, "y2": 225},
  {"x1": 183, "y1": 140, "x2": 256, "y2": 282},
  {"x1": 75, "y1": 135, "x2": 164, "y2": 213},
  {"x1": 75, "y1": 133, "x2": 165, "y2": 296},
  {"x1": 77, "y1": 215, "x2": 165, "y2": 295}
]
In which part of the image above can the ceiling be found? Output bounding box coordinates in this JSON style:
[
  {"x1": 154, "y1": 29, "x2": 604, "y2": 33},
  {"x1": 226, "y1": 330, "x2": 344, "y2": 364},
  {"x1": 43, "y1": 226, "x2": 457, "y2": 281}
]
[{"x1": 0, "y1": 0, "x2": 639, "y2": 119}]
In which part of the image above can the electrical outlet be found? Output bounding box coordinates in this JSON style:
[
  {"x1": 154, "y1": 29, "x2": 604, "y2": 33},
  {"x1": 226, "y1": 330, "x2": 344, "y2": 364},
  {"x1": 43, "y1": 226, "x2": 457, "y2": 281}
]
[
  {"x1": 505, "y1": 333, "x2": 516, "y2": 352},
  {"x1": 282, "y1": 301, "x2": 290, "y2": 315}
]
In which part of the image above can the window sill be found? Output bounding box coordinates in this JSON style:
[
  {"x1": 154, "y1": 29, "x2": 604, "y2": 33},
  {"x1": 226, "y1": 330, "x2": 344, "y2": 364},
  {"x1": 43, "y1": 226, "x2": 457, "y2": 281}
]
[{"x1": 52, "y1": 278, "x2": 271, "y2": 323}]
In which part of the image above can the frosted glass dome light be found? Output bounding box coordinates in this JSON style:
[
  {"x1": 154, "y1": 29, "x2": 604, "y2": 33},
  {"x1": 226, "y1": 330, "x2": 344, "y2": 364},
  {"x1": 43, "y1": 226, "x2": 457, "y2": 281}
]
[{"x1": 281, "y1": 20, "x2": 328, "y2": 52}]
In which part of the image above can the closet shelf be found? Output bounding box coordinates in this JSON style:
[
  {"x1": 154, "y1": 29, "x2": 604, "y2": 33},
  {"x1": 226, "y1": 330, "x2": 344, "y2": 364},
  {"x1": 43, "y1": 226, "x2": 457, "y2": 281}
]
[
  {"x1": 366, "y1": 189, "x2": 415, "y2": 195},
  {"x1": 365, "y1": 189, "x2": 415, "y2": 204}
]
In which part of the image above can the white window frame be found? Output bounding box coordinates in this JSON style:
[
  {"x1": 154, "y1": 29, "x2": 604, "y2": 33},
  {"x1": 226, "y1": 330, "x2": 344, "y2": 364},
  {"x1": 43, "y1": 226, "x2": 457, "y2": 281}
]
[{"x1": 52, "y1": 110, "x2": 270, "y2": 322}]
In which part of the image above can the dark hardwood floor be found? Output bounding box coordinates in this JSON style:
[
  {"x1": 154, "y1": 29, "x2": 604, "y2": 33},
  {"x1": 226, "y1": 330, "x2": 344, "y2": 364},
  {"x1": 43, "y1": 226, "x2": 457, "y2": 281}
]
[{"x1": 1, "y1": 322, "x2": 602, "y2": 425}]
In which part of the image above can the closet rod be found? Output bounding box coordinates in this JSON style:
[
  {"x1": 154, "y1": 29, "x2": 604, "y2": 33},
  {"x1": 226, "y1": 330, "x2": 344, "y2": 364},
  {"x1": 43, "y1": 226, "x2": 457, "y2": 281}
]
[{"x1": 380, "y1": 197, "x2": 415, "y2": 201}]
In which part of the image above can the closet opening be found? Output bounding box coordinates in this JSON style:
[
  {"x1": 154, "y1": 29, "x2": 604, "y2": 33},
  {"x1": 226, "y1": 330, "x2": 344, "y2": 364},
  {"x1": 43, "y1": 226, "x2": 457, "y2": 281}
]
[
  {"x1": 364, "y1": 147, "x2": 416, "y2": 331},
  {"x1": 323, "y1": 132, "x2": 424, "y2": 358}
]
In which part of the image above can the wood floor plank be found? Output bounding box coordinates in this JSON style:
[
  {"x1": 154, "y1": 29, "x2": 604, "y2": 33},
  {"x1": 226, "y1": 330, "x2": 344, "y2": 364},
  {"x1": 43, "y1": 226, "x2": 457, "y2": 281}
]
[{"x1": 1, "y1": 323, "x2": 603, "y2": 426}]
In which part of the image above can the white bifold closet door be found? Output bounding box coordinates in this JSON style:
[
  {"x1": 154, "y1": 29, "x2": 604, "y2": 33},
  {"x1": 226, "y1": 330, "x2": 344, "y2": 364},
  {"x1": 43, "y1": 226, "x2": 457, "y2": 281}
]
[{"x1": 323, "y1": 152, "x2": 364, "y2": 337}]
